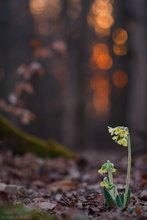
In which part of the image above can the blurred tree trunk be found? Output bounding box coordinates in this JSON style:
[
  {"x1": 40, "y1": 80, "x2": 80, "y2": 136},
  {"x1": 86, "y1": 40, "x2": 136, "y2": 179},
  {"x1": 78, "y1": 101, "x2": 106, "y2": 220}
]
[
  {"x1": 62, "y1": 0, "x2": 91, "y2": 148},
  {"x1": 0, "y1": 1, "x2": 11, "y2": 98},
  {"x1": 110, "y1": 0, "x2": 129, "y2": 125},
  {"x1": 0, "y1": 1, "x2": 34, "y2": 119},
  {"x1": 127, "y1": 0, "x2": 147, "y2": 133}
]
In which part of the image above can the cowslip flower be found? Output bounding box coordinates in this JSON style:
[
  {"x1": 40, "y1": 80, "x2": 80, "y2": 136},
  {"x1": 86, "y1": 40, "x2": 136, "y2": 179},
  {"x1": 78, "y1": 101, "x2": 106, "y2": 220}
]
[
  {"x1": 108, "y1": 126, "x2": 129, "y2": 147},
  {"x1": 106, "y1": 126, "x2": 131, "y2": 208},
  {"x1": 119, "y1": 129, "x2": 128, "y2": 138},
  {"x1": 117, "y1": 138, "x2": 128, "y2": 147},
  {"x1": 99, "y1": 160, "x2": 116, "y2": 200},
  {"x1": 114, "y1": 127, "x2": 121, "y2": 135},
  {"x1": 108, "y1": 126, "x2": 115, "y2": 135},
  {"x1": 112, "y1": 136, "x2": 118, "y2": 141},
  {"x1": 100, "y1": 177, "x2": 114, "y2": 190},
  {"x1": 98, "y1": 160, "x2": 116, "y2": 175}
]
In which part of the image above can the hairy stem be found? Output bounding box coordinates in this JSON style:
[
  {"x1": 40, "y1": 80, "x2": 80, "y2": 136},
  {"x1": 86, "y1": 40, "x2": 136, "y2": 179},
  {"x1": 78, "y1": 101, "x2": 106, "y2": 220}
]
[
  {"x1": 114, "y1": 185, "x2": 119, "y2": 197},
  {"x1": 108, "y1": 169, "x2": 115, "y2": 200},
  {"x1": 123, "y1": 133, "x2": 131, "y2": 207}
]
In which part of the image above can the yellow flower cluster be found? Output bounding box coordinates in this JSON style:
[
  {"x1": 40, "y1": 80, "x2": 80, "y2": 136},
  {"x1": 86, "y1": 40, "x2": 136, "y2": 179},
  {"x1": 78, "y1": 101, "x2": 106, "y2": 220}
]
[
  {"x1": 108, "y1": 126, "x2": 129, "y2": 147},
  {"x1": 100, "y1": 177, "x2": 114, "y2": 190},
  {"x1": 98, "y1": 160, "x2": 116, "y2": 175}
]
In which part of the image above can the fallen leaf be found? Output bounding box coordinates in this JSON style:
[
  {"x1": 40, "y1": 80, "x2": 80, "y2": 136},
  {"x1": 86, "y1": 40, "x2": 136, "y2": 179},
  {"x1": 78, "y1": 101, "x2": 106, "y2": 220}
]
[{"x1": 47, "y1": 179, "x2": 77, "y2": 192}]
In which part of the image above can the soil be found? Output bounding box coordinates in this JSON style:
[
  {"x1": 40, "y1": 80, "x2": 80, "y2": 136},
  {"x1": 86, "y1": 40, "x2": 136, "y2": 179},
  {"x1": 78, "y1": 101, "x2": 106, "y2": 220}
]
[{"x1": 0, "y1": 149, "x2": 146, "y2": 220}]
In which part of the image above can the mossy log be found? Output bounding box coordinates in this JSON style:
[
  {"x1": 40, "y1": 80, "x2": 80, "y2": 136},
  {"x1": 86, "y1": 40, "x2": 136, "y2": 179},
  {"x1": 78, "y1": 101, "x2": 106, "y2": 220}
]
[
  {"x1": 0, "y1": 204, "x2": 61, "y2": 220},
  {"x1": 0, "y1": 114, "x2": 77, "y2": 159}
]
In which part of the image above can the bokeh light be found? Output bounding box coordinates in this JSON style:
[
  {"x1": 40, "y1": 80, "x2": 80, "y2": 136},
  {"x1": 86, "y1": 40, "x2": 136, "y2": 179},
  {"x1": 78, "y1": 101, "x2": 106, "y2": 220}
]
[
  {"x1": 30, "y1": 0, "x2": 62, "y2": 35},
  {"x1": 30, "y1": 0, "x2": 61, "y2": 18},
  {"x1": 92, "y1": 43, "x2": 113, "y2": 70},
  {"x1": 93, "y1": 43, "x2": 109, "y2": 58},
  {"x1": 30, "y1": 0, "x2": 48, "y2": 15},
  {"x1": 96, "y1": 14, "x2": 114, "y2": 29},
  {"x1": 112, "y1": 70, "x2": 128, "y2": 88},
  {"x1": 91, "y1": 74, "x2": 111, "y2": 115},
  {"x1": 113, "y1": 44, "x2": 128, "y2": 56},
  {"x1": 88, "y1": 0, "x2": 114, "y2": 36},
  {"x1": 30, "y1": 39, "x2": 41, "y2": 48},
  {"x1": 92, "y1": 1, "x2": 113, "y2": 16},
  {"x1": 96, "y1": 54, "x2": 113, "y2": 69},
  {"x1": 112, "y1": 28, "x2": 128, "y2": 45}
]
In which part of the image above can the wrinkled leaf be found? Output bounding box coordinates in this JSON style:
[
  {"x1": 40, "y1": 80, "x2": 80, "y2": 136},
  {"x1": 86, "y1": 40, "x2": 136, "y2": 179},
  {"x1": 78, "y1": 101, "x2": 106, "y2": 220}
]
[
  {"x1": 120, "y1": 193, "x2": 124, "y2": 204},
  {"x1": 117, "y1": 188, "x2": 131, "y2": 208},
  {"x1": 115, "y1": 195, "x2": 123, "y2": 208},
  {"x1": 103, "y1": 187, "x2": 114, "y2": 207},
  {"x1": 127, "y1": 188, "x2": 131, "y2": 204}
]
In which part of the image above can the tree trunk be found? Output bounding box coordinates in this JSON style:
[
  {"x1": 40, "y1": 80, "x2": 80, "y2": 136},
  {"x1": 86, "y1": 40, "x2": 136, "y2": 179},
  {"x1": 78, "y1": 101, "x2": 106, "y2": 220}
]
[
  {"x1": 127, "y1": 0, "x2": 147, "y2": 132},
  {"x1": 62, "y1": 0, "x2": 91, "y2": 149}
]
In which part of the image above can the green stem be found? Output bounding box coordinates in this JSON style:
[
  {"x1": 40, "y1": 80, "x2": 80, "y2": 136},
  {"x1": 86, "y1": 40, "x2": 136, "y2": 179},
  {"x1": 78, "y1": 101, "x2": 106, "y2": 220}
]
[
  {"x1": 123, "y1": 133, "x2": 131, "y2": 208},
  {"x1": 108, "y1": 169, "x2": 115, "y2": 200},
  {"x1": 114, "y1": 185, "x2": 119, "y2": 197}
]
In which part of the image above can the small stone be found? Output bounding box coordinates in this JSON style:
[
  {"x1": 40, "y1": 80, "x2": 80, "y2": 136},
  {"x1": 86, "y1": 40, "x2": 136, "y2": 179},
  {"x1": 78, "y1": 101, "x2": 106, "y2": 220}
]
[
  {"x1": 0, "y1": 183, "x2": 7, "y2": 191},
  {"x1": 6, "y1": 184, "x2": 26, "y2": 195},
  {"x1": 68, "y1": 168, "x2": 80, "y2": 179},
  {"x1": 38, "y1": 201, "x2": 56, "y2": 211},
  {"x1": 55, "y1": 193, "x2": 62, "y2": 201}
]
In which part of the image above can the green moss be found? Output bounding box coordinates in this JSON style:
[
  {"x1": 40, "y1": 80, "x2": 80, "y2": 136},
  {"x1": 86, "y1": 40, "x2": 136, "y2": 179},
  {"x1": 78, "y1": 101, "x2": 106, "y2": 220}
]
[
  {"x1": 0, "y1": 204, "x2": 60, "y2": 220},
  {"x1": 0, "y1": 114, "x2": 77, "y2": 159}
]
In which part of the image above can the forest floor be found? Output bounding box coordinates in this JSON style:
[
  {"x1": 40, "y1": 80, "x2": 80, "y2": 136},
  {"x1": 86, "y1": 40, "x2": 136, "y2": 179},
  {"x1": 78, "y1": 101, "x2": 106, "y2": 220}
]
[{"x1": 0, "y1": 149, "x2": 146, "y2": 220}]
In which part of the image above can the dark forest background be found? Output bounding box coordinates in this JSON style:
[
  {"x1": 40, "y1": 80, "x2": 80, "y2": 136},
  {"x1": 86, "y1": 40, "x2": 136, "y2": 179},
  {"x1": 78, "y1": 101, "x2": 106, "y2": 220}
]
[{"x1": 0, "y1": 0, "x2": 147, "y2": 151}]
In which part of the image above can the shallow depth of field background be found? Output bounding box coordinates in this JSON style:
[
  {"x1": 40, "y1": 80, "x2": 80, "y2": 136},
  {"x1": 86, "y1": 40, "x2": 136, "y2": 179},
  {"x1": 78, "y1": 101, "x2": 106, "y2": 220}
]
[{"x1": 0, "y1": 0, "x2": 147, "y2": 151}]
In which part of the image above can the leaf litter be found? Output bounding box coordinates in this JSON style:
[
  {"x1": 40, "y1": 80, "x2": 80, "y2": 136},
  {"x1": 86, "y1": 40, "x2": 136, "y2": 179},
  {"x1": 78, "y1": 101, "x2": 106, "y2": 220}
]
[{"x1": 0, "y1": 149, "x2": 146, "y2": 219}]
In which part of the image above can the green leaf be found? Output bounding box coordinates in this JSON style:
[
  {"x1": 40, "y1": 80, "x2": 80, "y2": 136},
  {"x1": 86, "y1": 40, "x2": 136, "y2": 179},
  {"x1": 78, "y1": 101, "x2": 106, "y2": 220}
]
[
  {"x1": 103, "y1": 187, "x2": 114, "y2": 207},
  {"x1": 115, "y1": 195, "x2": 123, "y2": 208},
  {"x1": 127, "y1": 188, "x2": 131, "y2": 204},
  {"x1": 119, "y1": 188, "x2": 131, "y2": 208},
  {"x1": 120, "y1": 193, "x2": 124, "y2": 204}
]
